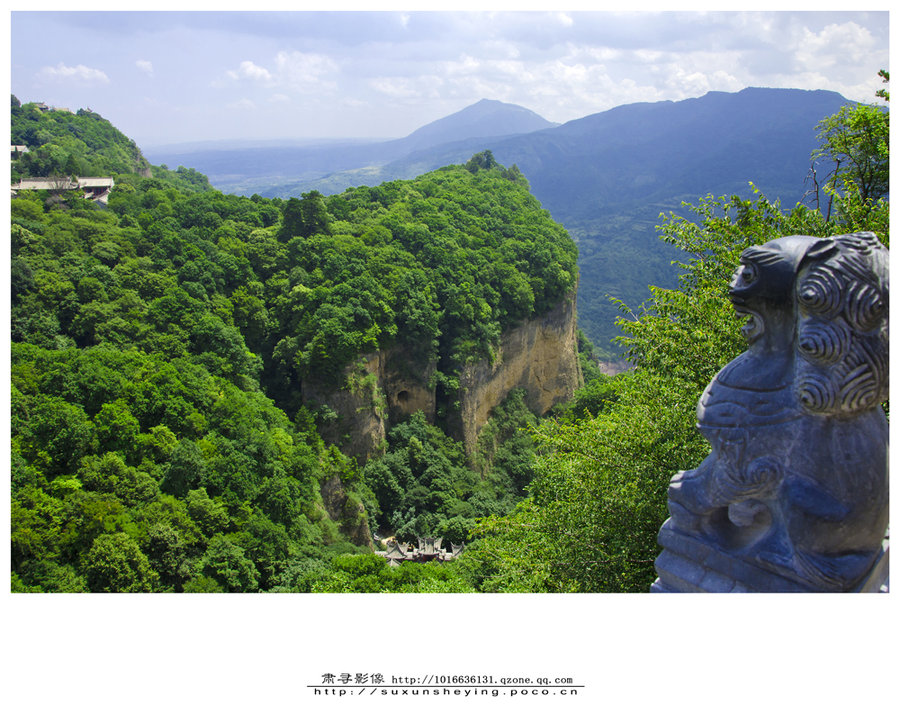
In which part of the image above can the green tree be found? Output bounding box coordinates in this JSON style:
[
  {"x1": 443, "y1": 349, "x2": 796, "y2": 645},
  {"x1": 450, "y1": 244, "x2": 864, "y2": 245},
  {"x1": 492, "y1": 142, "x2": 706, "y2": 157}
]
[
  {"x1": 185, "y1": 488, "x2": 230, "y2": 537},
  {"x1": 876, "y1": 69, "x2": 889, "y2": 101},
  {"x1": 197, "y1": 534, "x2": 259, "y2": 592},
  {"x1": 161, "y1": 439, "x2": 205, "y2": 497},
  {"x1": 465, "y1": 149, "x2": 499, "y2": 173},
  {"x1": 83, "y1": 532, "x2": 158, "y2": 592},
  {"x1": 277, "y1": 191, "x2": 333, "y2": 243},
  {"x1": 812, "y1": 74, "x2": 889, "y2": 207}
]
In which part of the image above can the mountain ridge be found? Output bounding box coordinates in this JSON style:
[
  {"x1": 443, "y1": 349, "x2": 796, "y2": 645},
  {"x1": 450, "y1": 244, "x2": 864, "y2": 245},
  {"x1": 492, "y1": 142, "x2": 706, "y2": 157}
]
[
  {"x1": 400, "y1": 98, "x2": 558, "y2": 151},
  {"x1": 148, "y1": 87, "x2": 852, "y2": 350},
  {"x1": 144, "y1": 98, "x2": 555, "y2": 189}
]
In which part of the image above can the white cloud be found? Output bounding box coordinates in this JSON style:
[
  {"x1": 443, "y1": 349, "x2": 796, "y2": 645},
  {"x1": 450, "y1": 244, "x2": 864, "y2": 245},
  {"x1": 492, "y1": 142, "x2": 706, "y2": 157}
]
[
  {"x1": 795, "y1": 22, "x2": 879, "y2": 71},
  {"x1": 13, "y1": 10, "x2": 887, "y2": 142},
  {"x1": 443, "y1": 54, "x2": 482, "y2": 76},
  {"x1": 37, "y1": 62, "x2": 109, "y2": 84},
  {"x1": 219, "y1": 52, "x2": 338, "y2": 94},
  {"x1": 274, "y1": 51, "x2": 339, "y2": 90},
  {"x1": 226, "y1": 60, "x2": 273, "y2": 83},
  {"x1": 370, "y1": 75, "x2": 443, "y2": 99}
]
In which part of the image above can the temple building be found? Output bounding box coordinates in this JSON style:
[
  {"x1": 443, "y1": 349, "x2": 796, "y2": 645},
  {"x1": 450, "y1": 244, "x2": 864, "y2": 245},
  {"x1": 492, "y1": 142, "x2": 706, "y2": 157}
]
[{"x1": 376, "y1": 537, "x2": 465, "y2": 567}]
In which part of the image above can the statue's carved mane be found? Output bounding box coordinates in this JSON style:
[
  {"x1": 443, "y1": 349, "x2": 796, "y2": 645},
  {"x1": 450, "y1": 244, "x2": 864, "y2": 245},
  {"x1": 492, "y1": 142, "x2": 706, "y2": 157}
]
[{"x1": 794, "y1": 232, "x2": 888, "y2": 415}]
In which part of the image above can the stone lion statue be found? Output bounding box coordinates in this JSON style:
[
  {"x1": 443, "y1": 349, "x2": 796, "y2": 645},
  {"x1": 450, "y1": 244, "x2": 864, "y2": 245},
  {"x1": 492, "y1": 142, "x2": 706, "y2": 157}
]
[{"x1": 661, "y1": 232, "x2": 888, "y2": 591}]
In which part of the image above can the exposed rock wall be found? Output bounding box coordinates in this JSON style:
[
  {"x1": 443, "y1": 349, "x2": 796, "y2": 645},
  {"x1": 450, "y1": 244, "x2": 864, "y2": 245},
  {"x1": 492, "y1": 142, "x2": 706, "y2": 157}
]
[
  {"x1": 302, "y1": 291, "x2": 581, "y2": 459},
  {"x1": 301, "y1": 347, "x2": 435, "y2": 462},
  {"x1": 456, "y1": 291, "x2": 582, "y2": 454}
]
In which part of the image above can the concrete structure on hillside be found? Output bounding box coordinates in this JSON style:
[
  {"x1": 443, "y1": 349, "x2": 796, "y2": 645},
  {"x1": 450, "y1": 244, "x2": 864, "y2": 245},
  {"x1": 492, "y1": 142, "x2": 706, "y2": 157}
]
[
  {"x1": 11, "y1": 176, "x2": 115, "y2": 205},
  {"x1": 653, "y1": 232, "x2": 889, "y2": 593}
]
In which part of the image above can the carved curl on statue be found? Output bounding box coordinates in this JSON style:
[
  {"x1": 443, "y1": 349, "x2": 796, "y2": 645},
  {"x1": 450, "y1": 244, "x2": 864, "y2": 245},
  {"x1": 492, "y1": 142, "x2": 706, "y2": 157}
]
[{"x1": 655, "y1": 232, "x2": 889, "y2": 592}]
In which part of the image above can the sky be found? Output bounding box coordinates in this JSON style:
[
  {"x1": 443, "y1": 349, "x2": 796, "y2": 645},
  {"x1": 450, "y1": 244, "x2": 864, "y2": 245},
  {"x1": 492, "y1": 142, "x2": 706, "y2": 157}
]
[{"x1": 9, "y1": 8, "x2": 890, "y2": 149}]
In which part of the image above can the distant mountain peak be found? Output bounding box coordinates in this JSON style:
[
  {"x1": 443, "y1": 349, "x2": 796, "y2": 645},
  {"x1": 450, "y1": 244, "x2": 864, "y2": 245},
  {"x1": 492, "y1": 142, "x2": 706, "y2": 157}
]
[
  {"x1": 470, "y1": 98, "x2": 510, "y2": 108},
  {"x1": 401, "y1": 98, "x2": 557, "y2": 151}
]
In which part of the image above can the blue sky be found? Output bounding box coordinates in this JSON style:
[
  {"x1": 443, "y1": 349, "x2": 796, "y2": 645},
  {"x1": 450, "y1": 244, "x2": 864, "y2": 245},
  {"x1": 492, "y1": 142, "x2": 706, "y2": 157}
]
[{"x1": 9, "y1": 9, "x2": 891, "y2": 149}]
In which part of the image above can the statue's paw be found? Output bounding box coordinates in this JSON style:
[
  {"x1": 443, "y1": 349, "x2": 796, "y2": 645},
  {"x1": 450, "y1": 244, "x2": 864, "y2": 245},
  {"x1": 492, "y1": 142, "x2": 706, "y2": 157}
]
[
  {"x1": 753, "y1": 536, "x2": 796, "y2": 572},
  {"x1": 668, "y1": 473, "x2": 713, "y2": 514},
  {"x1": 667, "y1": 478, "x2": 690, "y2": 506},
  {"x1": 666, "y1": 499, "x2": 703, "y2": 534},
  {"x1": 670, "y1": 468, "x2": 703, "y2": 486}
]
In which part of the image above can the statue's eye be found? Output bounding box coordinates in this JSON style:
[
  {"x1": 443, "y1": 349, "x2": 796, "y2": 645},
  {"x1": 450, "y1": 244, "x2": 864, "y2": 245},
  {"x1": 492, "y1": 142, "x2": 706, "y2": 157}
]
[{"x1": 741, "y1": 266, "x2": 757, "y2": 283}]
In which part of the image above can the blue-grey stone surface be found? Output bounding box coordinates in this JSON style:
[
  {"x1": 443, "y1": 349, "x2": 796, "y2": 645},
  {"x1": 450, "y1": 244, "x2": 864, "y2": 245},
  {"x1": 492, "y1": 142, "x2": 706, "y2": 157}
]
[{"x1": 653, "y1": 233, "x2": 889, "y2": 593}]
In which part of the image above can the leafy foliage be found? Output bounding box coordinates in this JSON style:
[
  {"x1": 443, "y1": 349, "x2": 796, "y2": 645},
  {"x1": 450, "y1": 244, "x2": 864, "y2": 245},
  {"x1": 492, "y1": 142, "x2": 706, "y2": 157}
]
[
  {"x1": 812, "y1": 99, "x2": 888, "y2": 204},
  {"x1": 12, "y1": 97, "x2": 150, "y2": 179},
  {"x1": 273, "y1": 552, "x2": 474, "y2": 593},
  {"x1": 362, "y1": 392, "x2": 537, "y2": 547},
  {"x1": 10, "y1": 99, "x2": 577, "y2": 593},
  {"x1": 10, "y1": 342, "x2": 367, "y2": 592}
]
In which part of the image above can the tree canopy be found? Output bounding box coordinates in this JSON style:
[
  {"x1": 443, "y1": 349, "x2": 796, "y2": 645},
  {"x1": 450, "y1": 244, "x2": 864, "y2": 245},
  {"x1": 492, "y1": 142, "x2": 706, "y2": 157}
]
[
  {"x1": 10, "y1": 99, "x2": 578, "y2": 593},
  {"x1": 811, "y1": 71, "x2": 889, "y2": 210}
]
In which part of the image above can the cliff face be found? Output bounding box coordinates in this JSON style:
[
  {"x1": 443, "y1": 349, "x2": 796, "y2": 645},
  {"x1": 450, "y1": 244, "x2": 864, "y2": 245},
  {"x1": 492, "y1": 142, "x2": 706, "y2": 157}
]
[
  {"x1": 302, "y1": 292, "x2": 580, "y2": 459},
  {"x1": 456, "y1": 291, "x2": 582, "y2": 454},
  {"x1": 301, "y1": 347, "x2": 435, "y2": 462}
]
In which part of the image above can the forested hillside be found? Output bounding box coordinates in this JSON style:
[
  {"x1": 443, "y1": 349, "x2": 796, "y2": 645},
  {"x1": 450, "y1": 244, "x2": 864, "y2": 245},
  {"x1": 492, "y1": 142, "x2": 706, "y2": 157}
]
[
  {"x1": 11, "y1": 96, "x2": 212, "y2": 192},
  {"x1": 12, "y1": 96, "x2": 149, "y2": 181},
  {"x1": 10, "y1": 101, "x2": 577, "y2": 592}
]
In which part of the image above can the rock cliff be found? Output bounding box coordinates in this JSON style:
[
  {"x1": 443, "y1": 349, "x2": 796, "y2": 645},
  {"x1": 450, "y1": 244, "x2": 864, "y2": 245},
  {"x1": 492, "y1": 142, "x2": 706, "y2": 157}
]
[
  {"x1": 456, "y1": 291, "x2": 582, "y2": 454},
  {"x1": 302, "y1": 291, "x2": 581, "y2": 460},
  {"x1": 302, "y1": 346, "x2": 435, "y2": 547},
  {"x1": 301, "y1": 347, "x2": 435, "y2": 461}
]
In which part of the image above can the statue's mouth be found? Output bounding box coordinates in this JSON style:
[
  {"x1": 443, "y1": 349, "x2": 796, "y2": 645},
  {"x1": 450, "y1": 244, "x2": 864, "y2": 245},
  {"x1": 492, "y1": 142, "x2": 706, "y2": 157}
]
[{"x1": 733, "y1": 303, "x2": 763, "y2": 341}]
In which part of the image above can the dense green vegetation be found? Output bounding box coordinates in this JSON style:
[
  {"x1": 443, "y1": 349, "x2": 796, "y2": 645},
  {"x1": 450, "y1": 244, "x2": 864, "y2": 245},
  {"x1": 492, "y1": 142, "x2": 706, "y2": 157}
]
[
  {"x1": 363, "y1": 390, "x2": 538, "y2": 544},
  {"x1": 267, "y1": 158, "x2": 577, "y2": 407},
  {"x1": 10, "y1": 98, "x2": 576, "y2": 592},
  {"x1": 12, "y1": 95, "x2": 148, "y2": 180},
  {"x1": 11, "y1": 343, "x2": 363, "y2": 592}
]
